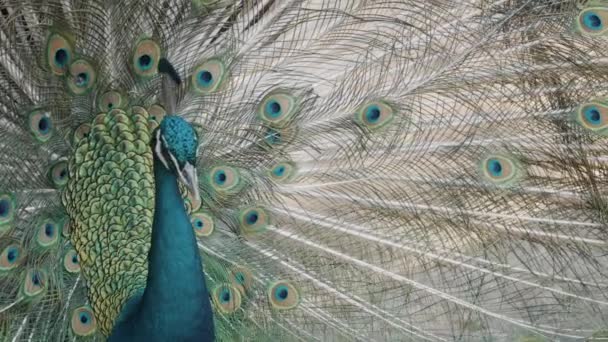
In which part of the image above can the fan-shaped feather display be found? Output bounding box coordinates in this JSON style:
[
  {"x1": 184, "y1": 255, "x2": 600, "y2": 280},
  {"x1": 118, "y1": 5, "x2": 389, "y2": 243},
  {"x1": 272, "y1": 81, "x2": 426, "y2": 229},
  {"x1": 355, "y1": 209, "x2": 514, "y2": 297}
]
[{"x1": 1, "y1": 0, "x2": 608, "y2": 341}]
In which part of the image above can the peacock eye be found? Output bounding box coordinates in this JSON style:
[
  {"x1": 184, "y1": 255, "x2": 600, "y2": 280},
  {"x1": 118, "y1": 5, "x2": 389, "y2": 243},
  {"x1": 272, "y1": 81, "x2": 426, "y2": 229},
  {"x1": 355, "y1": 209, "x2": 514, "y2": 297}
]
[
  {"x1": 191, "y1": 59, "x2": 227, "y2": 94},
  {"x1": 191, "y1": 211, "x2": 214, "y2": 237},
  {"x1": 578, "y1": 8, "x2": 608, "y2": 35},
  {"x1": 46, "y1": 32, "x2": 73, "y2": 75},
  {"x1": 208, "y1": 166, "x2": 242, "y2": 195},
  {"x1": 268, "y1": 162, "x2": 296, "y2": 182},
  {"x1": 239, "y1": 206, "x2": 269, "y2": 234},
  {"x1": 0, "y1": 245, "x2": 22, "y2": 271},
  {"x1": 230, "y1": 266, "x2": 253, "y2": 294},
  {"x1": 132, "y1": 39, "x2": 161, "y2": 77},
  {"x1": 258, "y1": 92, "x2": 298, "y2": 127},
  {"x1": 354, "y1": 100, "x2": 394, "y2": 130},
  {"x1": 574, "y1": 102, "x2": 608, "y2": 135},
  {"x1": 73, "y1": 123, "x2": 91, "y2": 144},
  {"x1": 23, "y1": 269, "x2": 47, "y2": 298},
  {"x1": 49, "y1": 160, "x2": 69, "y2": 188},
  {"x1": 63, "y1": 249, "x2": 80, "y2": 273},
  {"x1": 28, "y1": 110, "x2": 54, "y2": 143},
  {"x1": 212, "y1": 284, "x2": 242, "y2": 314},
  {"x1": 36, "y1": 219, "x2": 60, "y2": 247},
  {"x1": 0, "y1": 193, "x2": 16, "y2": 227},
  {"x1": 479, "y1": 154, "x2": 522, "y2": 187},
  {"x1": 71, "y1": 306, "x2": 97, "y2": 336},
  {"x1": 268, "y1": 281, "x2": 300, "y2": 310},
  {"x1": 98, "y1": 91, "x2": 127, "y2": 112},
  {"x1": 67, "y1": 59, "x2": 97, "y2": 95}
]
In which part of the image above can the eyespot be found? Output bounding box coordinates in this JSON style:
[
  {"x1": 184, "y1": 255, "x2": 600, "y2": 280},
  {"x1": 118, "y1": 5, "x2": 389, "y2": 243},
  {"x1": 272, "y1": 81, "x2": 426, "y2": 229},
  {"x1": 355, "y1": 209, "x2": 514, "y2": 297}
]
[
  {"x1": 36, "y1": 219, "x2": 60, "y2": 247},
  {"x1": 22, "y1": 269, "x2": 47, "y2": 298},
  {"x1": 46, "y1": 33, "x2": 73, "y2": 75},
  {"x1": 239, "y1": 206, "x2": 270, "y2": 234},
  {"x1": 268, "y1": 280, "x2": 300, "y2": 310},
  {"x1": 148, "y1": 104, "x2": 167, "y2": 131},
  {"x1": 258, "y1": 92, "x2": 298, "y2": 127},
  {"x1": 354, "y1": 101, "x2": 394, "y2": 130},
  {"x1": 71, "y1": 306, "x2": 97, "y2": 336},
  {"x1": 191, "y1": 59, "x2": 227, "y2": 93},
  {"x1": 98, "y1": 91, "x2": 127, "y2": 112},
  {"x1": 575, "y1": 102, "x2": 608, "y2": 134},
  {"x1": 230, "y1": 266, "x2": 254, "y2": 294},
  {"x1": 480, "y1": 154, "x2": 522, "y2": 187},
  {"x1": 0, "y1": 193, "x2": 16, "y2": 227},
  {"x1": 63, "y1": 249, "x2": 80, "y2": 273},
  {"x1": 132, "y1": 39, "x2": 161, "y2": 77},
  {"x1": 66, "y1": 59, "x2": 97, "y2": 95},
  {"x1": 268, "y1": 162, "x2": 296, "y2": 182},
  {"x1": 208, "y1": 166, "x2": 242, "y2": 194},
  {"x1": 0, "y1": 245, "x2": 23, "y2": 272},
  {"x1": 212, "y1": 284, "x2": 242, "y2": 314},
  {"x1": 191, "y1": 211, "x2": 214, "y2": 237},
  {"x1": 577, "y1": 8, "x2": 608, "y2": 35},
  {"x1": 73, "y1": 123, "x2": 91, "y2": 145},
  {"x1": 49, "y1": 160, "x2": 69, "y2": 188},
  {"x1": 28, "y1": 109, "x2": 53, "y2": 143}
]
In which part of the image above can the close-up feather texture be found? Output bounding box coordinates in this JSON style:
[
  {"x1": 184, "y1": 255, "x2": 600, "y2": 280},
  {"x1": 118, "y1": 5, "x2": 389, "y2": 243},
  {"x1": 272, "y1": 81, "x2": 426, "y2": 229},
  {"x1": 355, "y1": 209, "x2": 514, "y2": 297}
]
[{"x1": 1, "y1": 0, "x2": 608, "y2": 341}]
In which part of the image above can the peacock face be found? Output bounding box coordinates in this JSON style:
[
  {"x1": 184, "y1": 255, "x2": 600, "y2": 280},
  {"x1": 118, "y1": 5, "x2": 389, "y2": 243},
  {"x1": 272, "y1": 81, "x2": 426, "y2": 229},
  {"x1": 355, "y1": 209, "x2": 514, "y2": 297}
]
[{"x1": 154, "y1": 115, "x2": 200, "y2": 199}]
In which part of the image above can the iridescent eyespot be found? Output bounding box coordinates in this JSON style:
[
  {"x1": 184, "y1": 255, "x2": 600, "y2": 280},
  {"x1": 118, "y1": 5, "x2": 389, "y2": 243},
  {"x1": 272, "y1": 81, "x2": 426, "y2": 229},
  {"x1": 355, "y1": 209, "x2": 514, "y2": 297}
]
[
  {"x1": 191, "y1": 59, "x2": 227, "y2": 93},
  {"x1": 268, "y1": 280, "x2": 300, "y2": 310},
  {"x1": 46, "y1": 33, "x2": 73, "y2": 75},
  {"x1": 208, "y1": 166, "x2": 242, "y2": 194},
  {"x1": 67, "y1": 59, "x2": 97, "y2": 95},
  {"x1": 73, "y1": 123, "x2": 91, "y2": 144},
  {"x1": 36, "y1": 219, "x2": 60, "y2": 248},
  {"x1": 98, "y1": 91, "x2": 127, "y2": 112},
  {"x1": 239, "y1": 206, "x2": 270, "y2": 234},
  {"x1": 577, "y1": 8, "x2": 608, "y2": 35},
  {"x1": 191, "y1": 211, "x2": 214, "y2": 237},
  {"x1": 49, "y1": 160, "x2": 69, "y2": 188},
  {"x1": 574, "y1": 102, "x2": 608, "y2": 135},
  {"x1": 71, "y1": 306, "x2": 97, "y2": 336},
  {"x1": 354, "y1": 100, "x2": 394, "y2": 130},
  {"x1": 28, "y1": 109, "x2": 53, "y2": 142},
  {"x1": 230, "y1": 266, "x2": 254, "y2": 294},
  {"x1": 258, "y1": 92, "x2": 298, "y2": 127},
  {"x1": 63, "y1": 249, "x2": 80, "y2": 273},
  {"x1": 147, "y1": 104, "x2": 167, "y2": 131},
  {"x1": 212, "y1": 284, "x2": 242, "y2": 314},
  {"x1": 479, "y1": 154, "x2": 522, "y2": 187},
  {"x1": 132, "y1": 39, "x2": 161, "y2": 77},
  {"x1": 0, "y1": 193, "x2": 16, "y2": 227},
  {"x1": 22, "y1": 269, "x2": 47, "y2": 298},
  {"x1": 268, "y1": 162, "x2": 296, "y2": 182},
  {"x1": 0, "y1": 245, "x2": 23, "y2": 272}
]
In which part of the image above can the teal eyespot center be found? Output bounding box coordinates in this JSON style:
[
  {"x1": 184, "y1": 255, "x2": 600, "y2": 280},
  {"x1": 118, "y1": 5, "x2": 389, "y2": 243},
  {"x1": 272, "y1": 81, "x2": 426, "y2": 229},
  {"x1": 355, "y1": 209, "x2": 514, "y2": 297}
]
[
  {"x1": 54, "y1": 49, "x2": 68, "y2": 67},
  {"x1": 214, "y1": 170, "x2": 227, "y2": 185},
  {"x1": 197, "y1": 70, "x2": 213, "y2": 86},
  {"x1": 0, "y1": 199, "x2": 10, "y2": 217},
  {"x1": 584, "y1": 12, "x2": 603, "y2": 30},
  {"x1": 275, "y1": 285, "x2": 289, "y2": 301},
  {"x1": 75, "y1": 72, "x2": 89, "y2": 87},
  {"x1": 194, "y1": 219, "x2": 204, "y2": 228},
  {"x1": 72, "y1": 254, "x2": 78, "y2": 264},
  {"x1": 32, "y1": 273, "x2": 41, "y2": 285},
  {"x1": 7, "y1": 247, "x2": 18, "y2": 263},
  {"x1": 38, "y1": 117, "x2": 51, "y2": 133},
  {"x1": 44, "y1": 223, "x2": 54, "y2": 237},
  {"x1": 273, "y1": 165, "x2": 285, "y2": 177},
  {"x1": 266, "y1": 101, "x2": 282, "y2": 118},
  {"x1": 365, "y1": 105, "x2": 381, "y2": 123},
  {"x1": 487, "y1": 159, "x2": 503, "y2": 176},
  {"x1": 220, "y1": 289, "x2": 231, "y2": 303},
  {"x1": 585, "y1": 107, "x2": 602, "y2": 125},
  {"x1": 246, "y1": 211, "x2": 259, "y2": 225},
  {"x1": 79, "y1": 312, "x2": 90, "y2": 324},
  {"x1": 138, "y1": 55, "x2": 152, "y2": 70}
]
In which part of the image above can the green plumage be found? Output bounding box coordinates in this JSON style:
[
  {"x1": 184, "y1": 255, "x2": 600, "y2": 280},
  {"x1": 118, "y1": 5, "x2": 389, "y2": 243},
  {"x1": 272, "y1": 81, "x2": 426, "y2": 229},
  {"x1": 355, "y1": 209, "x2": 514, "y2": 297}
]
[{"x1": 2, "y1": 0, "x2": 608, "y2": 341}]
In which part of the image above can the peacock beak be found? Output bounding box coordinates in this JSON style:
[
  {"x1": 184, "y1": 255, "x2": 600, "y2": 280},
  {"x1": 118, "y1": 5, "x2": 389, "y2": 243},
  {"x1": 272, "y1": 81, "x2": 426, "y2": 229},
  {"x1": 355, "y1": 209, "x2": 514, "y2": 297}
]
[{"x1": 177, "y1": 162, "x2": 200, "y2": 203}]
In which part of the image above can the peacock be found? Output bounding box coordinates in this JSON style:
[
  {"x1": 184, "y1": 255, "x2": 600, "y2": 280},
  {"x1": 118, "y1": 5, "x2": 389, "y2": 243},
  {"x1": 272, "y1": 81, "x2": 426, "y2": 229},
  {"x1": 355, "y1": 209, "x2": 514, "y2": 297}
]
[{"x1": 3, "y1": 0, "x2": 608, "y2": 340}]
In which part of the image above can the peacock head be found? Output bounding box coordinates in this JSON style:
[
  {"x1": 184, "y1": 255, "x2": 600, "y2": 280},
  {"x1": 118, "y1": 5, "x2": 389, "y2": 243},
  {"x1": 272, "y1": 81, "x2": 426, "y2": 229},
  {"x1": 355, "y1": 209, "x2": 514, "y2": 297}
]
[{"x1": 153, "y1": 115, "x2": 200, "y2": 199}]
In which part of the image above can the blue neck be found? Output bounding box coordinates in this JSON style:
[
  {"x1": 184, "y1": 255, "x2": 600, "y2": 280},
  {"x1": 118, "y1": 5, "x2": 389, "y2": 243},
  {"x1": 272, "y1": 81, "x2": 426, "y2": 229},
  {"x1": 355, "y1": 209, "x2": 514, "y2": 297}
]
[{"x1": 109, "y1": 158, "x2": 215, "y2": 341}]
